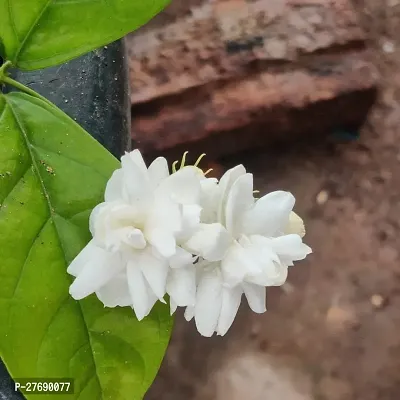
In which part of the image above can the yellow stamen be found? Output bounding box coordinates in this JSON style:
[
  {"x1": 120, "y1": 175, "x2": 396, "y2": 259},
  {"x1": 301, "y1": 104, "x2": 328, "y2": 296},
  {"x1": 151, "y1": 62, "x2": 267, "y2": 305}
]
[
  {"x1": 180, "y1": 151, "x2": 189, "y2": 169},
  {"x1": 204, "y1": 168, "x2": 213, "y2": 176},
  {"x1": 194, "y1": 153, "x2": 206, "y2": 167},
  {"x1": 172, "y1": 160, "x2": 179, "y2": 173}
]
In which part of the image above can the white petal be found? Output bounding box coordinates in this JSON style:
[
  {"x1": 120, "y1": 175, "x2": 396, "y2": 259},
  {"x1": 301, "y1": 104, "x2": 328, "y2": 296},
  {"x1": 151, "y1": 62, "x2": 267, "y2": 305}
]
[
  {"x1": 121, "y1": 151, "x2": 152, "y2": 206},
  {"x1": 216, "y1": 286, "x2": 243, "y2": 336},
  {"x1": 273, "y1": 265, "x2": 288, "y2": 286},
  {"x1": 269, "y1": 234, "x2": 312, "y2": 265},
  {"x1": 184, "y1": 306, "x2": 195, "y2": 321},
  {"x1": 148, "y1": 157, "x2": 169, "y2": 188},
  {"x1": 96, "y1": 272, "x2": 132, "y2": 307},
  {"x1": 126, "y1": 259, "x2": 157, "y2": 320},
  {"x1": 89, "y1": 202, "x2": 108, "y2": 238},
  {"x1": 243, "y1": 191, "x2": 295, "y2": 237},
  {"x1": 219, "y1": 165, "x2": 247, "y2": 189},
  {"x1": 104, "y1": 169, "x2": 124, "y2": 202},
  {"x1": 123, "y1": 149, "x2": 148, "y2": 175},
  {"x1": 170, "y1": 298, "x2": 178, "y2": 315},
  {"x1": 285, "y1": 211, "x2": 306, "y2": 238},
  {"x1": 139, "y1": 249, "x2": 169, "y2": 300},
  {"x1": 194, "y1": 268, "x2": 223, "y2": 337},
  {"x1": 167, "y1": 265, "x2": 196, "y2": 307},
  {"x1": 177, "y1": 204, "x2": 202, "y2": 242},
  {"x1": 67, "y1": 240, "x2": 98, "y2": 277},
  {"x1": 152, "y1": 196, "x2": 182, "y2": 235},
  {"x1": 145, "y1": 197, "x2": 181, "y2": 258},
  {"x1": 69, "y1": 250, "x2": 124, "y2": 300},
  {"x1": 126, "y1": 228, "x2": 146, "y2": 250},
  {"x1": 221, "y1": 234, "x2": 287, "y2": 287},
  {"x1": 245, "y1": 263, "x2": 288, "y2": 286},
  {"x1": 225, "y1": 173, "x2": 254, "y2": 237},
  {"x1": 220, "y1": 240, "x2": 263, "y2": 287},
  {"x1": 157, "y1": 166, "x2": 201, "y2": 205},
  {"x1": 242, "y1": 282, "x2": 266, "y2": 313},
  {"x1": 146, "y1": 228, "x2": 177, "y2": 259},
  {"x1": 217, "y1": 165, "x2": 247, "y2": 223},
  {"x1": 141, "y1": 292, "x2": 158, "y2": 318},
  {"x1": 246, "y1": 262, "x2": 288, "y2": 287},
  {"x1": 242, "y1": 235, "x2": 287, "y2": 286},
  {"x1": 199, "y1": 177, "x2": 219, "y2": 223},
  {"x1": 184, "y1": 223, "x2": 232, "y2": 262},
  {"x1": 169, "y1": 247, "x2": 194, "y2": 269},
  {"x1": 89, "y1": 202, "x2": 142, "y2": 251}
]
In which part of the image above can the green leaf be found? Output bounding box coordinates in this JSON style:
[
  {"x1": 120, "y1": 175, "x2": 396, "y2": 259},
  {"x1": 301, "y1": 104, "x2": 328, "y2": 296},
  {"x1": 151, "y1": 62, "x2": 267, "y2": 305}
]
[
  {"x1": 0, "y1": 92, "x2": 172, "y2": 399},
  {"x1": 0, "y1": 0, "x2": 169, "y2": 70}
]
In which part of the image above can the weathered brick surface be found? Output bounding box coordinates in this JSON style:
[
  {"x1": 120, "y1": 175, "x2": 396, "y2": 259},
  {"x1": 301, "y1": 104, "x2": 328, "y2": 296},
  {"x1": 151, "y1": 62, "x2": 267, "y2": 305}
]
[{"x1": 127, "y1": 0, "x2": 378, "y2": 156}]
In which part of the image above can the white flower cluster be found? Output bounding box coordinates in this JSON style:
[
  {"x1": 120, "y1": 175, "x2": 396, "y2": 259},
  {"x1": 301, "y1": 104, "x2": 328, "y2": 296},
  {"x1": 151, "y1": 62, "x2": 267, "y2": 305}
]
[{"x1": 68, "y1": 150, "x2": 311, "y2": 337}]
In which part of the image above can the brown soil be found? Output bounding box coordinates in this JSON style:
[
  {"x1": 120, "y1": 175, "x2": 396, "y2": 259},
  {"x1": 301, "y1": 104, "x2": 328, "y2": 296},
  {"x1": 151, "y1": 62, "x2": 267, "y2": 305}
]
[{"x1": 145, "y1": 1, "x2": 400, "y2": 399}]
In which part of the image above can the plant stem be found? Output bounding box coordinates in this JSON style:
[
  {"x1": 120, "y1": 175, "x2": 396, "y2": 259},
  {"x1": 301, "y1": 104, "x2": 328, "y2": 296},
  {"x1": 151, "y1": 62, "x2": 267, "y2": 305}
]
[
  {"x1": 0, "y1": 61, "x2": 12, "y2": 79},
  {"x1": 1, "y1": 76, "x2": 53, "y2": 105},
  {"x1": 0, "y1": 61, "x2": 52, "y2": 105}
]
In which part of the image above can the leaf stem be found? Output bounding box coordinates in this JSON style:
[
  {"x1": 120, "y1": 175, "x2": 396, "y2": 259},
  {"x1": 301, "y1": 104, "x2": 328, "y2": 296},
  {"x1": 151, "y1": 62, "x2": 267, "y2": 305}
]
[
  {"x1": 0, "y1": 61, "x2": 12, "y2": 80},
  {"x1": 0, "y1": 61, "x2": 51, "y2": 105},
  {"x1": 1, "y1": 76, "x2": 53, "y2": 105}
]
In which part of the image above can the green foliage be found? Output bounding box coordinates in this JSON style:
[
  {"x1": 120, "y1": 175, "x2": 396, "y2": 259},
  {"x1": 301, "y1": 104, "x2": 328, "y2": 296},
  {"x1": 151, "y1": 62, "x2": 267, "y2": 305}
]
[
  {"x1": 0, "y1": 0, "x2": 169, "y2": 70},
  {"x1": 0, "y1": 1, "x2": 173, "y2": 397},
  {"x1": 0, "y1": 92, "x2": 172, "y2": 399}
]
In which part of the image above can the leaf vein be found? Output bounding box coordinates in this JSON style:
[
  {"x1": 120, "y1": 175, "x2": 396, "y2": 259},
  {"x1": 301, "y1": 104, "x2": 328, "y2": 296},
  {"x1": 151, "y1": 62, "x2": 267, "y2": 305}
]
[
  {"x1": 69, "y1": 208, "x2": 94, "y2": 220},
  {"x1": 0, "y1": 100, "x2": 8, "y2": 124},
  {"x1": 0, "y1": 164, "x2": 31, "y2": 212},
  {"x1": 31, "y1": 144, "x2": 111, "y2": 179},
  {"x1": 11, "y1": 0, "x2": 54, "y2": 64},
  {"x1": 4, "y1": 98, "x2": 54, "y2": 215},
  {"x1": 95, "y1": 330, "x2": 147, "y2": 388},
  {"x1": 69, "y1": 342, "x2": 90, "y2": 368},
  {"x1": 10, "y1": 217, "x2": 50, "y2": 299},
  {"x1": 6, "y1": 0, "x2": 20, "y2": 44},
  {"x1": 35, "y1": 295, "x2": 70, "y2": 368},
  {"x1": 54, "y1": 0, "x2": 103, "y2": 4},
  {"x1": 77, "y1": 373, "x2": 96, "y2": 400}
]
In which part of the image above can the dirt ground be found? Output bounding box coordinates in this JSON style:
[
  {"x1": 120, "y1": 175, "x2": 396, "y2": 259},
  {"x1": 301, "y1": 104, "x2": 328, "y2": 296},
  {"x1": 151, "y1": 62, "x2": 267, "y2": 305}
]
[{"x1": 146, "y1": 1, "x2": 400, "y2": 399}]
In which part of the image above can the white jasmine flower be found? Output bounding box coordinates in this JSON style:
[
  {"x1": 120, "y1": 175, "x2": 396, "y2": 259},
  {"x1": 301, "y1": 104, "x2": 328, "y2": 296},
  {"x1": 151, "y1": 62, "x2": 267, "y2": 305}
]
[
  {"x1": 68, "y1": 150, "x2": 202, "y2": 320},
  {"x1": 67, "y1": 149, "x2": 312, "y2": 336},
  {"x1": 183, "y1": 165, "x2": 312, "y2": 337},
  {"x1": 166, "y1": 153, "x2": 219, "y2": 315}
]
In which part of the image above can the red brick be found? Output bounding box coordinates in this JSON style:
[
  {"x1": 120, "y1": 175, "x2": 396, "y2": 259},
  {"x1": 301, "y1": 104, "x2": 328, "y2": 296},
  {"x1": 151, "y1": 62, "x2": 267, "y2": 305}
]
[{"x1": 127, "y1": 0, "x2": 378, "y2": 157}]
